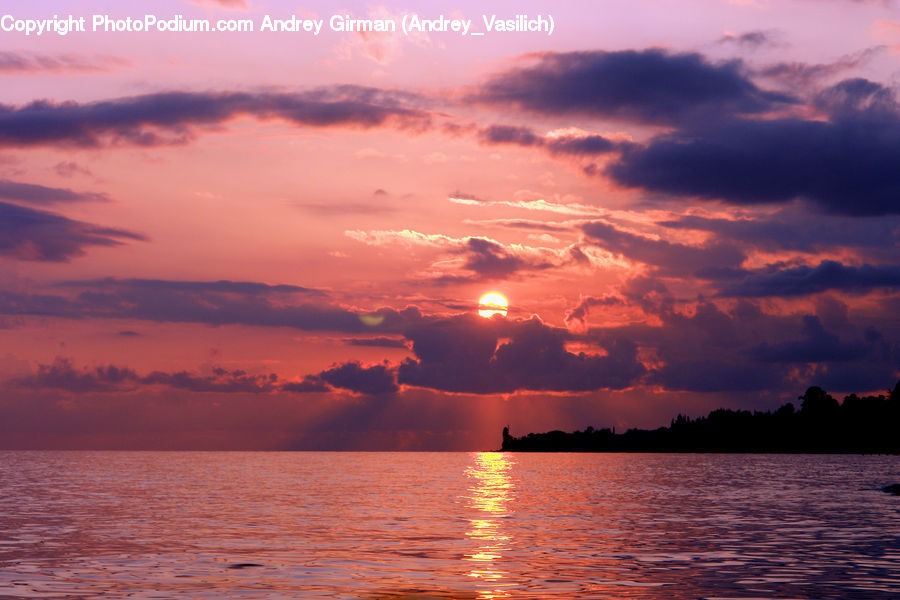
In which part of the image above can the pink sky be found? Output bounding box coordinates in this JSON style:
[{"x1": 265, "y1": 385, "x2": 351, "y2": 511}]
[{"x1": 1, "y1": 0, "x2": 898, "y2": 449}]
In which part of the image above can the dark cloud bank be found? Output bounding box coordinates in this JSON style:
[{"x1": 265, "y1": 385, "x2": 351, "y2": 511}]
[
  {"x1": 474, "y1": 49, "x2": 794, "y2": 125},
  {"x1": 477, "y1": 50, "x2": 900, "y2": 217},
  {"x1": 1, "y1": 284, "x2": 896, "y2": 451},
  {"x1": 472, "y1": 49, "x2": 899, "y2": 308},
  {"x1": 397, "y1": 315, "x2": 644, "y2": 394}
]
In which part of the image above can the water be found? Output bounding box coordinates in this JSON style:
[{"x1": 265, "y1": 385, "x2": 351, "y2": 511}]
[{"x1": 1, "y1": 452, "x2": 898, "y2": 600}]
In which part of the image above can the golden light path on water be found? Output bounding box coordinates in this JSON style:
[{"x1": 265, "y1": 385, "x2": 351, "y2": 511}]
[{"x1": 464, "y1": 452, "x2": 515, "y2": 599}]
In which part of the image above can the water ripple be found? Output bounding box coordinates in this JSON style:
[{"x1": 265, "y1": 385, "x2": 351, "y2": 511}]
[{"x1": 0, "y1": 451, "x2": 898, "y2": 599}]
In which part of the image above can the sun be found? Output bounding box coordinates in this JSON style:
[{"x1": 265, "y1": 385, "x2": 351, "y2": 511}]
[{"x1": 478, "y1": 292, "x2": 508, "y2": 318}]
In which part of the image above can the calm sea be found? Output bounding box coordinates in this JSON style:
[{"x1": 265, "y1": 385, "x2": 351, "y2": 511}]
[{"x1": 1, "y1": 452, "x2": 898, "y2": 599}]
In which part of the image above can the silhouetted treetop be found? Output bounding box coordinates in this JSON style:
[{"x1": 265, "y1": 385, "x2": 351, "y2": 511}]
[
  {"x1": 502, "y1": 381, "x2": 900, "y2": 453},
  {"x1": 799, "y1": 386, "x2": 839, "y2": 416}
]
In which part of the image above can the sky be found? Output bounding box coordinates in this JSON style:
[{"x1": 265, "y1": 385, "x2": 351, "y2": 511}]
[{"x1": 1, "y1": 0, "x2": 898, "y2": 450}]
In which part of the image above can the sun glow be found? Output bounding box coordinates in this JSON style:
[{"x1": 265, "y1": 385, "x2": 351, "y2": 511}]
[{"x1": 478, "y1": 292, "x2": 508, "y2": 318}]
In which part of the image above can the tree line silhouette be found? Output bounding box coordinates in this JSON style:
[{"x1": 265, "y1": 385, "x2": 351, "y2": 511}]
[{"x1": 501, "y1": 382, "x2": 900, "y2": 453}]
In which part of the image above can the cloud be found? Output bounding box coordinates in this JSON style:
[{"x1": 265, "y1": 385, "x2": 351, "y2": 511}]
[
  {"x1": 717, "y1": 30, "x2": 778, "y2": 48},
  {"x1": 11, "y1": 357, "x2": 392, "y2": 395},
  {"x1": 458, "y1": 237, "x2": 533, "y2": 278},
  {"x1": 0, "y1": 51, "x2": 128, "y2": 74},
  {"x1": 474, "y1": 49, "x2": 793, "y2": 125},
  {"x1": 6, "y1": 300, "x2": 897, "y2": 415},
  {"x1": 758, "y1": 47, "x2": 884, "y2": 86},
  {"x1": 13, "y1": 357, "x2": 140, "y2": 393},
  {"x1": 804, "y1": 328, "x2": 898, "y2": 390},
  {"x1": 54, "y1": 162, "x2": 93, "y2": 178},
  {"x1": 717, "y1": 260, "x2": 900, "y2": 297},
  {"x1": 0, "y1": 87, "x2": 434, "y2": 148},
  {"x1": 346, "y1": 228, "x2": 588, "y2": 281},
  {"x1": 0, "y1": 178, "x2": 108, "y2": 205},
  {"x1": 478, "y1": 124, "x2": 542, "y2": 146},
  {"x1": 344, "y1": 336, "x2": 409, "y2": 348},
  {"x1": 58, "y1": 277, "x2": 322, "y2": 296},
  {"x1": 581, "y1": 220, "x2": 747, "y2": 278},
  {"x1": 564, "y1": 295, "x2": 624, "y2": 329},
  {"x1": 280, "y1": 378, "x2": 331, "y2": 393},
  {"x1": 607, "y1": 87, "x2": 900, "y2": 216},
  {"x1": 749, "y1": 316, "x2": 868, "y2": 362},
  {"x1": 449, "y1": 191, "x2": 609, "y2": 217},
  {"x1": 141, "y1": 367, "x2": 281, "y2": 393},
  {"x1": 589, "y1": 298, "x2": 896, "y2": 393},
  {"x1": 12, "y1": 357, "x2": 285, "y2": 394},
  {"x1": 471, "y1": 65, "x2": 899, "y2": 220},
  {"x1": 813, "y1": 77, "x2": 898, "y2": 119},
  {"x1": 545, "y1": 132, "x2": 618, "y2": 156},
  {"x1": 0, "y1": 202, "x2": 146, "y2": 262},
  {"x1": 478, "y1": 124, "x2": 619, "y2": 157},
  {"x1": 659, "y1": 211, "x2": 900, "y2": 254},
  {"x1": 294, "y1": 201, "x2": 396, "y2": 215},
  {"x1": 316, "y1": 361, "x2": 399, "y2": 395},
  {"x1": 649, "y1": 359, "x2": 788, "y2": 393},
  {"x1": 345, "y1": 228, "x2": 462, "y2": 248},
  {"x1": 0, "y1": 277, "x2": 422, "y2": 333},
  {"x1": 397, "y1": 315, "x2": 645, "y2": 394},
  {"x1": 334, "y1": 7, "x2": 423, "y2": 66},
  {"x1": 463, "y1": 218, "x2": 573, "y2": 234}
]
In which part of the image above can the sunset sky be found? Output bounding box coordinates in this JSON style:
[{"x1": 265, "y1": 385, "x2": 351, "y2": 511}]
[{"x1": 1, "y1": 0, "x2": 899, "y2": 449}]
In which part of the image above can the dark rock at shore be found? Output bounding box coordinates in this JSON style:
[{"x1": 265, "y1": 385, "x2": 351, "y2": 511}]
[{"x1": 883, "y1": 484, "x2": 900, "y2": 495}]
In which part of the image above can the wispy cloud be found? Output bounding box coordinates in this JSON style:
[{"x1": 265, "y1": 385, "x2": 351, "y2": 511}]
[
  {"x1": 448, "y1": 191, "x2": 610, "y2": 217},
  {"x1": 0, "y1": 86, "x2": 435, "y2": 148},
  {"x1": 0, "y1": 202, "x2": 145, "y2": 262},
  {"x1": 0, "y1": 178, "x2": 109, "y2": 205},
  {"x1": 0, "y1": 51, "x2": 129, "y2": 74},
  {"x1": 345, "y1": 228, "x2": 591, "y2": 281}
]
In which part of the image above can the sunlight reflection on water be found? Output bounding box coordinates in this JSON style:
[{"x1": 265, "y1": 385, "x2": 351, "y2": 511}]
[
  {"x1": 464, "y1": 452, "x2": 514, "y2": 598},
  {"x1": 0, "y1": 451, "x2": 898, "y2": 599}
]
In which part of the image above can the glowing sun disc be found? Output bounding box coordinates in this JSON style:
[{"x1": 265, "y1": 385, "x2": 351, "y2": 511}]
[{"x1": 478, "y1": 292, "x2": 508, "y2": 318}]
